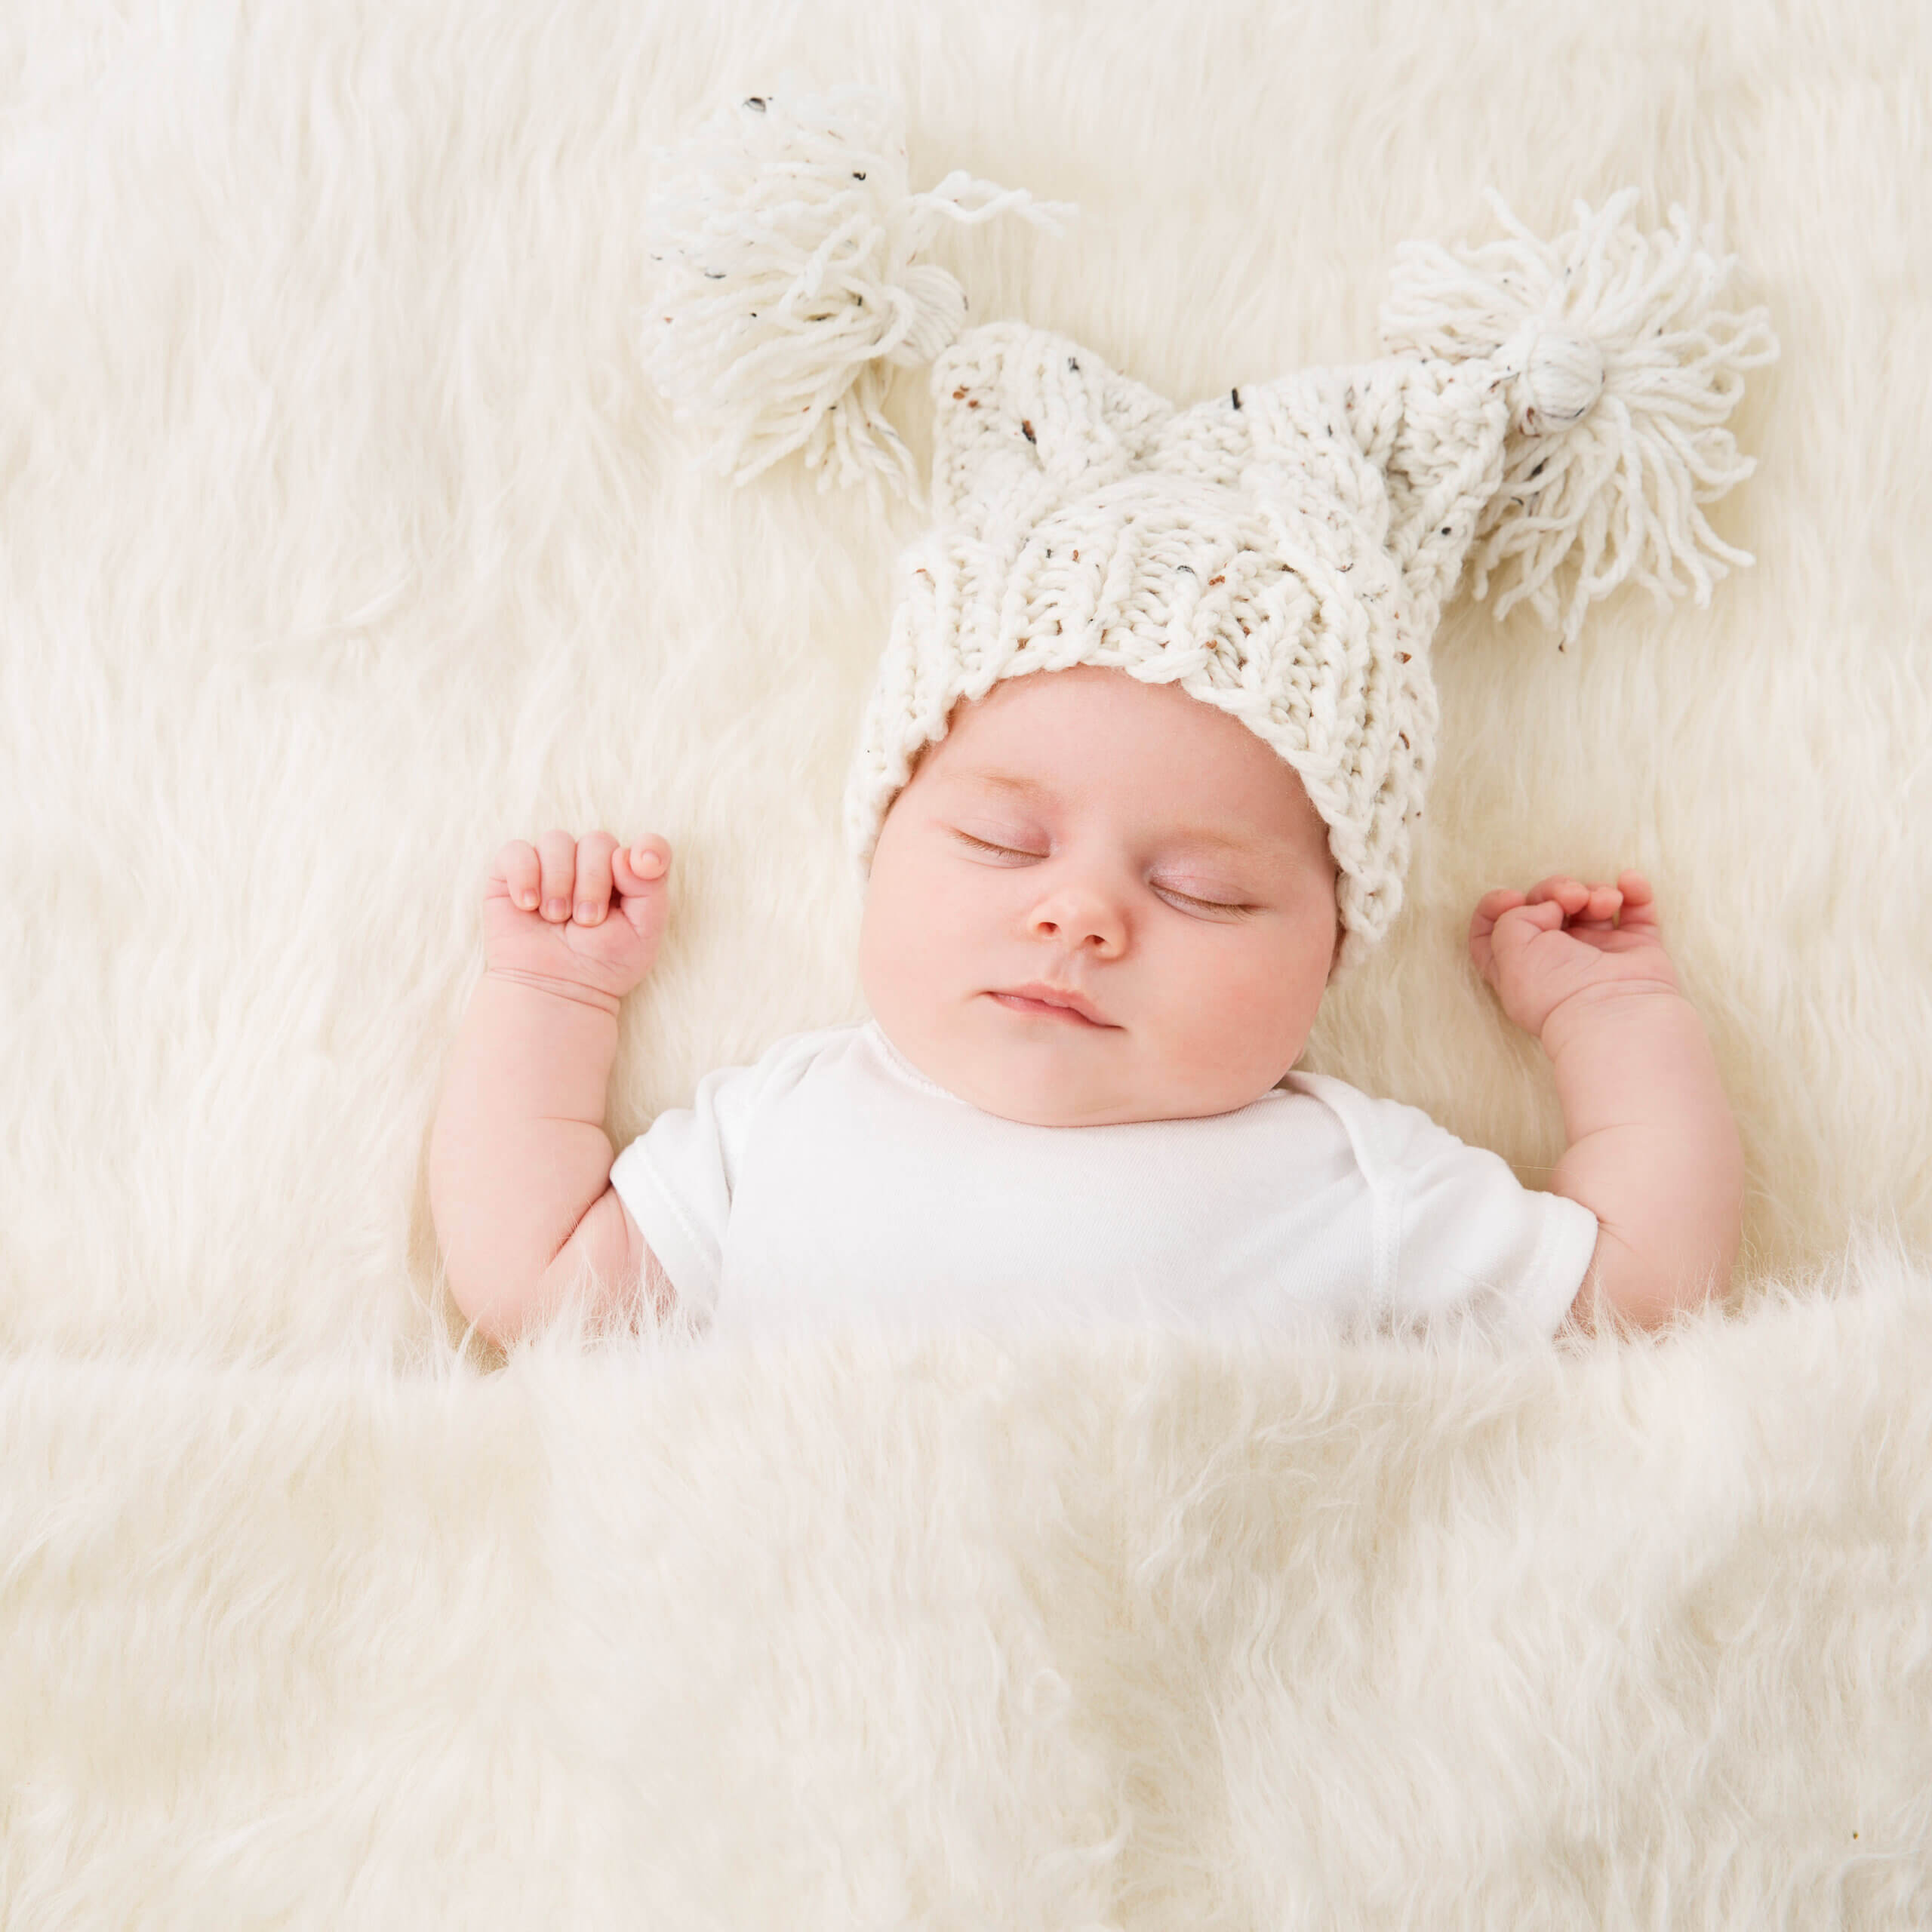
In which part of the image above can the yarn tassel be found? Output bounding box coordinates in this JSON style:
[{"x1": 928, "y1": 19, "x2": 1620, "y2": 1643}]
[
  {"x1": 1379, "y1": 187, "x2": 1780, "y2": 644},
  {"x1": 644, "y1": 86, "x2": 1074, "y2": 503}
]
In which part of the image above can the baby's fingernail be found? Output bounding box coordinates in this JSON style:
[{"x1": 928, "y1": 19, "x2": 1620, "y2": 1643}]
[
  {"x1": 518, "y1": 891, "x2": 538, "y2": 910},
  {"x1": 576, "y1": 902, "x2": 598, "y2": 924},
  {"x1": 544, "y1": 898, "x2": 567, "y2": 920}
]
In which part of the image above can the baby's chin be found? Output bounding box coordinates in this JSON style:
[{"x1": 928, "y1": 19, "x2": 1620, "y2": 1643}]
[{"x1": 915, "y1": 1002, "x2": 1277, "y2": 1127}]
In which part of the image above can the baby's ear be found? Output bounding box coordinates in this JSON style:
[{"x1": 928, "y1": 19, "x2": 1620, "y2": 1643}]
[{"x1": 929, "y1": 321, "x2": 1173, "y2": 532}]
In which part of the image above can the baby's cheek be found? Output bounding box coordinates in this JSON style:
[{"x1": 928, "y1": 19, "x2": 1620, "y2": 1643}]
[
  {"x1": 1205, "y1": 934, "x2": 1324, "y2": 1061},
  {"x1": 863, "y1": 861, "x2": 968, "y2": 1009}
]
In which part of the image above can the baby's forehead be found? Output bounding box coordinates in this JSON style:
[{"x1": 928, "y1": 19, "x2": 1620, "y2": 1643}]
[
  {"x1": 924, "y1": 666, "x2": 1327, "y2": 833},
  {"x1": 943, "y1": 757, "x2": 1307, "y2": 853}
]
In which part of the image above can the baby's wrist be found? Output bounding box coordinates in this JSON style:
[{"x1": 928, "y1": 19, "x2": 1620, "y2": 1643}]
[
  {"x1": 483, "y1": 964, "x2": 625, "y2": 1021},
  {"x1": 1541, "y1": 982, "x2": 1734, "y2": 1164},
  {"x1": 1537, "y1": 978, "x2": 1687, "y2": 1063}
]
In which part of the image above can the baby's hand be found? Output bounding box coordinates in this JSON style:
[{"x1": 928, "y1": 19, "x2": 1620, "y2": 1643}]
[
  {"x1": 1468, "y1": 870, "x2": 1681, "y2": 1042},
  {"x1": 481, "y1": 830, "x2": 672, "y2": 1008}
]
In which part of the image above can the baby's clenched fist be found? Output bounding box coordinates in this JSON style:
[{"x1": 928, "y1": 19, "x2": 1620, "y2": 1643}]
[
  {"x1": 1468, "y1": 869, "x2": 1681, "y2": 1042},
  {"x1": 482, "y1": 829, "x2": 673, "y2": 1008}
]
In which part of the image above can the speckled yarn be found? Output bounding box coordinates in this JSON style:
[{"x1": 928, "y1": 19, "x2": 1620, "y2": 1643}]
[{"x1": 841, "y1": 323, "x2": 1487, "y2": 971}]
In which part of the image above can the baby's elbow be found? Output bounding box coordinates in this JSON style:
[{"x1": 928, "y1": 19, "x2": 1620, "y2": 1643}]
[
  {"x1": 440, "y1": 1226, "x2": 582, "y2": 1349},
  {"x1": 1567, "y1": 1229, "x2": 1724, "y2": 1337},
  {"x1": 445, "y1": 1262, "x2": 546, "y2": 1351},
  {"x1": 535, "y1": 1187, "x2": 665, "y2": 1336},
  {"x1": 444, "y1": 1193, "x2": 666, "y2": 1349}
]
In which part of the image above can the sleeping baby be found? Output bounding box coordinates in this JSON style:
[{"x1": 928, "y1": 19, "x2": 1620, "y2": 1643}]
[
  {"x1": 429, "y1": 653, "x2": 1742, "y2": 1350},
  {"x1": 428, "y1": 155, "x2": 1769, "y2": 1352}
]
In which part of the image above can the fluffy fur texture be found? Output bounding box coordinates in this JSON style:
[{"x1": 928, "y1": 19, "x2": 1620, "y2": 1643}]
[{"x1": 1, "y1": 0, "x2": 1928, "y2": 1919}]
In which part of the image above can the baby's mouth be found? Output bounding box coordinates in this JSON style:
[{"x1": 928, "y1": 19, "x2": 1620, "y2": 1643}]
[{"x1": 986, "y1": 986, "x2": 1117, "y2": 1028}]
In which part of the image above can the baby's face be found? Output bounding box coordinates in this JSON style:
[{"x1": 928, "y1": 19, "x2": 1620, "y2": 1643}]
[{"x1": 859, "y1": 665, "x2": 1341, "y2": 1126}]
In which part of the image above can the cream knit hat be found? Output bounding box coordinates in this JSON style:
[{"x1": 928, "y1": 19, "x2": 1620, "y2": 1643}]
[{"x1": 645, "y1": 86, "x2": 1778, "y2": 974}]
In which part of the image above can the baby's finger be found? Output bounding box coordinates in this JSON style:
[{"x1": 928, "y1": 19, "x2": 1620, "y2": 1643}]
[
  {"x1": 617, "y1": 833, "x2": 672, "y2": 887},
  {"x1": 534, "y1": 829, "x2": 577, "y2": 923},
  {"x1": 573, "y1": 832, "x2": 617, "y2": 925},
  {"x1": 1524, "y1": 875, "x2": 1586, "y2": 911},
  {"x1": 1614, "y1": 869, "x2": 1661, "y2": 925},
  {"x1": 490, "y1": 839, "x2": 541, "y2": 912},
  {"x1": 1502, "y1": 899, "x2": 1567, "y2": 937}
]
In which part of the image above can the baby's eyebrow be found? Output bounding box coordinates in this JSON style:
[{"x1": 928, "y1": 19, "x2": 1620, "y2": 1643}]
[
  {"x1": 952, "y1": 768, "x2": 1051, "y2": 798},
  {"x1": 949, "y1": 769, "x2": 1269, "y2": 857},
  {"x1": 1163, "y1": 823, "x2": 1265, "y2": 857}
]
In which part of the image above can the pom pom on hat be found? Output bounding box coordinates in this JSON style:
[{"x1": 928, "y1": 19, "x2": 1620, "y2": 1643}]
[
  {"x1": 1378, "y1": 186, "x2": 1781, "y2": 645},
  {"x1": 643, "y1": 86, "x2": 1073, "y2": 501}
]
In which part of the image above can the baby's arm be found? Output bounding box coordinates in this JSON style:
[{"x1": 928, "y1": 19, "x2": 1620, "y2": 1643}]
[
  {"x1": 1470, "y1": 872, "x2": 1746, "y2": 1334},
  {"x1": 429, "y1": 830, "x2": 672, "y2": 1346}
]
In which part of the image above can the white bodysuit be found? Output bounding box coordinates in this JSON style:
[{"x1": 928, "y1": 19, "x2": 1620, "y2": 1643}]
[{"x1": 609, "y1": 1020, "x2": 1598, "y2": 1344}]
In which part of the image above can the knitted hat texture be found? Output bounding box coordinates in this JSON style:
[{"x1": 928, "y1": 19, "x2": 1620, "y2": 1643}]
[{"x1": 645, "y1": 87, "x2": 1779, "y2": 975}]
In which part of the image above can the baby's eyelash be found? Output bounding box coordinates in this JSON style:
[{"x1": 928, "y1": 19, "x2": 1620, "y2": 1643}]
[
  {"x1": 954, "y1": 832, "x2": 1041, "y2": 859},
  {"x1": 1159, "y1": 887, "x2": 1251, "y2": 914},
  {"x1": 953, "y1": 832, "x2": 1251, "y2": 913}
]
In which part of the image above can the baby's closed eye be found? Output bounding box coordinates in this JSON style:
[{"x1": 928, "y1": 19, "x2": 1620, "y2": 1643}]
[
  {"x1": 1159, "y1": 885, "x2": 1252, "y2": 912},
  {"x1": 952, "y1": 828, "x2": 1044, "y2": 860},
  {"x1": 950, "y1": 829, "x2": 1254, "y2": 915}
]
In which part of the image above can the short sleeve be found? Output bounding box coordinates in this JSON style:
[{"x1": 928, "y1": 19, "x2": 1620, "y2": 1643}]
[
  {"x1": 608, "y1": 1056, "x2": 772, "y2": 1320},
  {"x1": 1384, "y1": 1101, "x2": 1599, "y2": 1339}
]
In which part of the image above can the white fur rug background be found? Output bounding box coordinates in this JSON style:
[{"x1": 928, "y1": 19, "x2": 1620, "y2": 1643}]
[{"x1": 2, "y1": 0, "x2": 1929, "y2": 1922}]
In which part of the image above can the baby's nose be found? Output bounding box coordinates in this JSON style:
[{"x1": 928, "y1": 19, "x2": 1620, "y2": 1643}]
[{"x1": 1029, "y1": 887, "x2": 1124, "y2": 952}]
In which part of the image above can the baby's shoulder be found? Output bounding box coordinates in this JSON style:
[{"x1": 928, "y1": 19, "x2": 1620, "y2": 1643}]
[
  {"x1": 1276, "y1": 1070, "x2": 1470, "y2": 1174},
  {"x1": 725, "y1": 1019, "x2": 869, "y2": 1085},
  {"x1": 678, "y1": 1019, "x2": 869, "y2": 1118}
]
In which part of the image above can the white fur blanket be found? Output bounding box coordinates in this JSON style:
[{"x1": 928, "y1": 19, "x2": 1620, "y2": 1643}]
[{"x1": 3, "y1": 0, "x2": 1929, "y2": 1920}]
